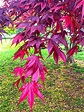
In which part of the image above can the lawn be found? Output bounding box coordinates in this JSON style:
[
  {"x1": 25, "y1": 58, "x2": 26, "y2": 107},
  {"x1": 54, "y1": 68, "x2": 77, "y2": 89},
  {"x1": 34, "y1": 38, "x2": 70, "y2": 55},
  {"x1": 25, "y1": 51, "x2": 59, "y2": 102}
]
[{"x1": 0, "y1": 40, "x2": 84, "y2": 112}]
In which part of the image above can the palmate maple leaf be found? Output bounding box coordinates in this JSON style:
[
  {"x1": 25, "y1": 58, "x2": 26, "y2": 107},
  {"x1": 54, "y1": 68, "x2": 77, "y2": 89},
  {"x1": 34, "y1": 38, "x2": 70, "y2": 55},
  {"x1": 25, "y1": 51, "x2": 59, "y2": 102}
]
[
  {"x1": 18, "y1": 81, "x2": 45, "y2": 111},
  {"x1": 13, "y1": 66, "x2": 24, "y2": 78},
  {"x1": 12, "y1": 67, "x2": 25, "y2": 88},
  {"x1": 13, "y1": 48, "x2": 28, "y2": 60},
  {"x1": 24, "y1": 55, "x2": 47, "y2": 82},
  {"x1": 47, "y1": 35, "x2": 66, "y2": 64}
]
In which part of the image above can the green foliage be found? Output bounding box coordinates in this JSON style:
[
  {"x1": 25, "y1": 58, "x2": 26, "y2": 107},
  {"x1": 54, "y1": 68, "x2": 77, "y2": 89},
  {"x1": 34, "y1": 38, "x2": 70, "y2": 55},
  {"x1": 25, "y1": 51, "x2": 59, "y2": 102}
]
[
  {"x1": 4, "y1": 27, "x2": 16, "y2": 35},
  {"x1": 4, "y1": 27, "x2": 24, "y2": 35},
  {"x1": 78, "y1": 45, "x2": 83, "y2": 52}
]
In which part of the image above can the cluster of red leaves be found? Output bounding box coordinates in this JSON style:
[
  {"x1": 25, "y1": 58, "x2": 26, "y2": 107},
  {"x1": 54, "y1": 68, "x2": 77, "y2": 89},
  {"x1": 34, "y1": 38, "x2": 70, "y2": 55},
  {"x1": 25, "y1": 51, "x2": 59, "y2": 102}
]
[
  {"x1": 18, "y1": 81, "x2": 45, "y2": 110},
  {"x1": 13, "y1": 55, "x2": 47, "y2": 110},
  {"x1": 1, "y1": 0, "x2": 84, "y2": 111}
]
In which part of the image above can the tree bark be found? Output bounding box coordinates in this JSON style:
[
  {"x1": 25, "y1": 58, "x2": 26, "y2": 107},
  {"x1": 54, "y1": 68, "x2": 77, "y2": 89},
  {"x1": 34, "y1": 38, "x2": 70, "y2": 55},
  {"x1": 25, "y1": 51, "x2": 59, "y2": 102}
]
[{"x1": 66, "y1": 55, "x2": 75, "y2": 63}]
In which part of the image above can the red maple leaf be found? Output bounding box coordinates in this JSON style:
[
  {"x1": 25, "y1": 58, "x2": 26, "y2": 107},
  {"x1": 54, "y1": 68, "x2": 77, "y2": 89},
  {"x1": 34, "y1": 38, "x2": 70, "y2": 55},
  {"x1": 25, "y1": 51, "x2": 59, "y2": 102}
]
[
  {"x1": 18, "y1": 81, "x2": 45, "y2": 111},
  {"x1": 13, "y1": 66, "x2": 24, "y2": 78}
]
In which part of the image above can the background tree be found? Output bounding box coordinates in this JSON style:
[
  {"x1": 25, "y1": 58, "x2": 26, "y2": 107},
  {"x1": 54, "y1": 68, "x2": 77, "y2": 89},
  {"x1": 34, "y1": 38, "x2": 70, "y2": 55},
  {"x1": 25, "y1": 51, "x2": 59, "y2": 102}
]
[{"x1": 1, "y1": 0, "x2": 84, "y2": 111}]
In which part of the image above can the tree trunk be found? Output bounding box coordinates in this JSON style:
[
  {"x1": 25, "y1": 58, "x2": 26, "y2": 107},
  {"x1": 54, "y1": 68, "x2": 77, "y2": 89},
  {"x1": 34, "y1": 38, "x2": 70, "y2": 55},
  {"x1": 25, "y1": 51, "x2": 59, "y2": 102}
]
[
  {"x1": 66, "y1": 55, "x2": 75, "y2": 63},
  {"x1": 65, "y1": 42, "x2": 75, "y2": 63}
]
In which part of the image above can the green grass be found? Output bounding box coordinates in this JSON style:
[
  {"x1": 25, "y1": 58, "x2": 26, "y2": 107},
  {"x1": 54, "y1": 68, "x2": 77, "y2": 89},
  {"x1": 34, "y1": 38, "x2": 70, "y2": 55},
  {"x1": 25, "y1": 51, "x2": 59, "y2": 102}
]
[
  {"x1": 0, "y1": 40, "x2": 84, "y2": 112},
  {"x1": 74, "y1": 52, "x2": 84, "y2": 61},
  {"x1": 71, "y1": 63, "x2": 84, "y2": 73}
]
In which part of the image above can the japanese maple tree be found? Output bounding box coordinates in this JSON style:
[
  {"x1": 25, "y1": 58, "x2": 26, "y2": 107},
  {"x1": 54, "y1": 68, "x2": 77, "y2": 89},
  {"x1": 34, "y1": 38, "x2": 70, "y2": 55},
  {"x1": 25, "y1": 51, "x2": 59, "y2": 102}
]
[{"x1": 1, "y1": 0, "x2": 84, "y2": 111}]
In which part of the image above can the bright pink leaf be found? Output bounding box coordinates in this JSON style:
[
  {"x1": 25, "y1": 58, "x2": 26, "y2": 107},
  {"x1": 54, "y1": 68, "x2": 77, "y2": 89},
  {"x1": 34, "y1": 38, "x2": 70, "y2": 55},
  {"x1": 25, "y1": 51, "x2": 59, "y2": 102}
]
[
  {"x1": 33, "y1": 82, "x2": 44, "y2": 101},
  {"x1": 28, "y1": 86, "x2": 34, "y2": 110},
  {"x1": 32, "y1": 68, "x2": 39, "y2": 82},
  {"x1": 74, "y1": 0, "x2": 84, "y2": 11},
  {"x1": 13, "y1": 66, "x2": 24, "y2": 78},
  {"x1": 25, "y1": 55, "x2": 47, "y2": 82},
  {"x1": 82, "y1": 4, "x2": 84, "y2": 17},
  {"x1": 18, "y1": 82, "x2": 44, "y2": 111},
  {"x1": 14, "y1": 48, "x2": 28, "y2": 60},
  {"x1": 18, "y1": 84, "x2": 29, "y2": 104},
  {"x1": 25, "y1": 69, "x2": 33, "y2": 78}
]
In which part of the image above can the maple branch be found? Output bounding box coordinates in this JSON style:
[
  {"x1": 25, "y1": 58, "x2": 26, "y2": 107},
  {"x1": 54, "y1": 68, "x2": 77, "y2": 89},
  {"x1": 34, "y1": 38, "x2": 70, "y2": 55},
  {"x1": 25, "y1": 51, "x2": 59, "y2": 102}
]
[
  {"x1": 13, "y1": 9, "x2": 29, "y2": 21},
  {"x1": 41, "y1": 26, "x2": 56, "y2": 40}
]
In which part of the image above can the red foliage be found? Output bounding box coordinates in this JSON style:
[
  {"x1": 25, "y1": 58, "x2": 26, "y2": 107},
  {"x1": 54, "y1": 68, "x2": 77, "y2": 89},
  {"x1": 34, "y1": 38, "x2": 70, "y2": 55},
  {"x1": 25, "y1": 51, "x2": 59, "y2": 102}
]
[
  {"x1": 1, "y1": 0, "x2": 84, "y2": 111},
  {"x1": 18, "y1": 81, "x2": 44, "y2": 110}
]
